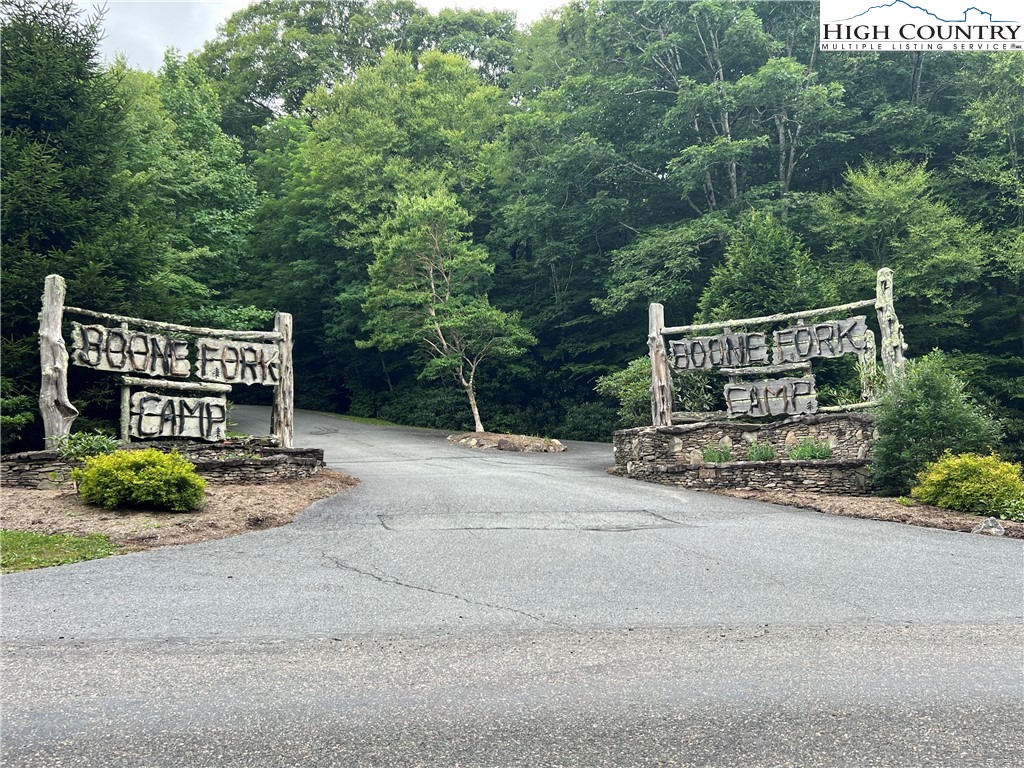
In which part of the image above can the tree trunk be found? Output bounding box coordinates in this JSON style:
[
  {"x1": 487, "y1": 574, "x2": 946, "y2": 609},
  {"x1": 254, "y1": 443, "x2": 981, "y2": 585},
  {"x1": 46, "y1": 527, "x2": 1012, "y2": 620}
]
[
  {"x1": 272, "y1": 312, "x2": 295, "y2": 448},
  {"x1": 38, "y1": 274, "x2": 79, "y2": 447},
  {"x1": 648, "y1": 303, "x2": 673, "y2": 427},
  {"x1": 463, "y1": 381, "x2": 485, "y2": 433}
]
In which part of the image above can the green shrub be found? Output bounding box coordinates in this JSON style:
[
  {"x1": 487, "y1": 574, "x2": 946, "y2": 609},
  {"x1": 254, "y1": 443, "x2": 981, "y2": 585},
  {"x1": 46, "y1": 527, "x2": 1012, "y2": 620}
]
[
  {"x1": 596, "y1": 357, "x2": 716, "y2": 428},
  {"x1": 702, "y1": 445, "x2": 732, "y2": 463},
  {"x1": 911, "y1": 452, "x2": 1024, "y2": 519},
  {"x1": 1, "y1": 377, "x2": 35, "y2": 451},
  {"x1": 872, "y1": 351, "x2": 1002, "y2": 496},
  {"x1": 1002, "y1": 498, "x2": 1024, "y2": 523},
  {"x1": 73, "y1": 449, "x2": 206, "y2": 512},
  {"x1": 745, "y1": 441, "x2": 777, "y2": 461},
  {"x1": 787, "y1": 439, "x2": 833, "y2": 460},
  {"x1": 596, "y1": 357, "x2": 653, "y2": 428},
  {"x1": 54, "y1": 430, "x2": 120, "y2": 462}
]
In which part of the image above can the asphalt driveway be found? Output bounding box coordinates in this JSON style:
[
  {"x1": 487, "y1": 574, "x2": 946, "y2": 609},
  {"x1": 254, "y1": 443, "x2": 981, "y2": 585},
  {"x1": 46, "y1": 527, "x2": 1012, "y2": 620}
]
[{"x1": 2, "y1": 406, "x2": 1022, "y2": 766}]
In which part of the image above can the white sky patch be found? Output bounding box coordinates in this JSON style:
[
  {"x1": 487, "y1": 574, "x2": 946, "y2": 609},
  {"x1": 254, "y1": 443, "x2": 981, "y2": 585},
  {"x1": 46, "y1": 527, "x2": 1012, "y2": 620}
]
[{"x1": 76, "y1": 0, "x2": 563, "y2": 73}]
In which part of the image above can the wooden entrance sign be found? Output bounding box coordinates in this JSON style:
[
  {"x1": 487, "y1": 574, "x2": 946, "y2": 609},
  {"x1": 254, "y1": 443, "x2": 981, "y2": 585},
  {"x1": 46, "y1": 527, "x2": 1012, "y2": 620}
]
[
  {"x1": 649, "y1": 268, "x2": 906, "y2": 425},
  {"x1": 38, "y1": 274, "x2": 295, "y2": 447}
]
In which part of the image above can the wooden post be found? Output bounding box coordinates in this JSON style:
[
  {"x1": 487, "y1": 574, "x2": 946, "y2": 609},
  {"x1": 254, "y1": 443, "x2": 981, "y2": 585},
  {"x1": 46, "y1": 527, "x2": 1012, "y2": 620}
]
[
  {"x1": 119, "y1": 321, "x2": 130, "y2": 442},
  {"x1": 858, "y1": 330, "x2": 878, "y2": 402},
  {"x1": 648, "y1": 303, "x2": 673, "y2": 427},
  {"x1": 272, "y1": 312, "x2": 294, "y2": 448},
  {"x1": 875, "y1": 268, "x2": 907, "y2": 380},
  {"x1": 38, "y1": 275, "x2": 79, "y2": 448}
]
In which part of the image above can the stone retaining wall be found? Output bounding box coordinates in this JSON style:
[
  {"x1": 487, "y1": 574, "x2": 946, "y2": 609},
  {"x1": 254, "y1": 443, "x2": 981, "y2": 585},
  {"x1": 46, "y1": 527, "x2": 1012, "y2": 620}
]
[
  {"x1": 1, "y1": 442, "x2": 325, "y2": 489},
  {"x1": 610, "y1": 458, "x2": 872, "y2": 495},
  {"x1": 613, "y1": 413, "x2": 875, "y2": 495}
]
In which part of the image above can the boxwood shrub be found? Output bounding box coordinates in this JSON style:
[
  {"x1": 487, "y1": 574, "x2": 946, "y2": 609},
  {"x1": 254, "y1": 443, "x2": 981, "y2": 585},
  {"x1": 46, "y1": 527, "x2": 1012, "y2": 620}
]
[
  {"x1": 73, "y1": 449, "x2": 206, "y2": 512},
  {"x1": 911, "y1": 452, "x2": 1024, "y2": 520}
]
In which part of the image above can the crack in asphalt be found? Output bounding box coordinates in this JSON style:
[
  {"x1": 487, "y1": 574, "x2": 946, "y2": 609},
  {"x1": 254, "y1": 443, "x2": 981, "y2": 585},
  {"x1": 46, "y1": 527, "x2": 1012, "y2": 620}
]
[{"x1": 320, "y1": 552, "x2": 573, "y2": 631}]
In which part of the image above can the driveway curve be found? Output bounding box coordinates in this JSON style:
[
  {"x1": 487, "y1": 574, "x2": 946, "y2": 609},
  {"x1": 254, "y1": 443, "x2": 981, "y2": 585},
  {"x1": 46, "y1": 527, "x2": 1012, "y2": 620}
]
[{"x1": 3, "y1": 406, "x2": 1022, "y2": 766}]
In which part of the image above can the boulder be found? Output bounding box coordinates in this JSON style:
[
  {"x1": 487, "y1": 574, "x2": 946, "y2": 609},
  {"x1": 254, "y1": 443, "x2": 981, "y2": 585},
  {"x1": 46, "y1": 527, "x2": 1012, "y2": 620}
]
[{"x1": 971, "y1": 517, "x2": 1005, "y2": 536}]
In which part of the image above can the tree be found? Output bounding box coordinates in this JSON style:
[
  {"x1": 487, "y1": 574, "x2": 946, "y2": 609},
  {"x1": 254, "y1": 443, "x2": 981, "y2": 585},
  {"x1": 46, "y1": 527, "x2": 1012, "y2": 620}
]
[
  {"x1": 359, "y1": 188, "x2": 534, "y2": 432},
  {"x1": 872, "y1": 352, "x2": 1002, "y2": 496},
  {"x1": 956, "y1": 53, "x2": 1024, "y2": 227},
  {"x1": 197, "y1": 0, "x2": 390, "y2": 144},
  {"x1": 243, "y1": 49, "x2": 507, "y2": 414},
  {"x1": 698, "y1": 211, "x2": 833, "y2": 320},
  {"x1": 114, "y1": 52, "x2": 263, "y2": 328},
  {"x1": 813, "y1": 161, "x2": 984, "y2": 352},
  {"x1": 198, "y1": 0, "x2": 518, "y2": 146},
  {"x1": 1, "y1": 0, "x2": 165, "y2": 425}
]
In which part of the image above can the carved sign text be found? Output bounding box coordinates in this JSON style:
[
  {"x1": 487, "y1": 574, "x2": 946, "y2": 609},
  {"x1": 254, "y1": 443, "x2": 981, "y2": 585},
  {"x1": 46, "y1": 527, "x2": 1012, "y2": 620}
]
[
  {"x1": 669, "y1": 316, "x2": 869, "y2": 373},
  {"x1": 773, "y1": 316, "x2": 868, "y2": 363},
  {"x1": 129, "y1": 392, "x2": 228, "y2": 441},
  {"x1": 724, "y1": 376, "x2": 818, "y2": 418},
  {"x1": 196, "y1": 338, "x2": 280, "y2": 386},
  {"x1": 72, "y1": 323, "x2": 191, "y2": 378},
  {"x1": 71, "y1": 324, "x2": 280, "y2": 386},
  {"x1": 669, "y1": 332, "x2": 770, "y2": 370}
]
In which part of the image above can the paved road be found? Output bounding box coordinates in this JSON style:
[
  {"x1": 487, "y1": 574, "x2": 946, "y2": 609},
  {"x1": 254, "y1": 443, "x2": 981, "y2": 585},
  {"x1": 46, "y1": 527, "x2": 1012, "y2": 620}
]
[{"x1": 3, "y1": 406, "x2": 1022, "y2": 766}]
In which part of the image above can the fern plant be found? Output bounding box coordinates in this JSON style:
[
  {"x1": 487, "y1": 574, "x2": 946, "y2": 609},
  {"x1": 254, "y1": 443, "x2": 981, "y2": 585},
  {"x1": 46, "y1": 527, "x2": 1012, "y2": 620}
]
[
  {"x1": 702, "y1": 445, "x2": 732, "y2": 463},
  {"x1": 746, "y1": 441, "x2": 778, "y2": 461},
  {"x1": 787, "y1": 439, "x2": 833, "y2": 461}
]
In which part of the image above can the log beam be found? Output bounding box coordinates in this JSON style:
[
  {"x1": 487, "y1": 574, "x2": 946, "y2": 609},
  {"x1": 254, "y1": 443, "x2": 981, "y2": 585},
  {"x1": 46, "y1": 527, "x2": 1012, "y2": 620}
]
[
  {"x1": 64, "y1": 305, "x2": 282, "y2": 342},
  {"x1": 662, "y1": 298, "x2": 875, "y2": 336}
]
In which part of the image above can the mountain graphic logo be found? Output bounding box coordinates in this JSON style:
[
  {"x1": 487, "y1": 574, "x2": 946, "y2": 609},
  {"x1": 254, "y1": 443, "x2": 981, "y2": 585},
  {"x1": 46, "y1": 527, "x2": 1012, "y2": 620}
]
[{"x1": 829, "y1": 1, "x2": 1017, "y2": 24}]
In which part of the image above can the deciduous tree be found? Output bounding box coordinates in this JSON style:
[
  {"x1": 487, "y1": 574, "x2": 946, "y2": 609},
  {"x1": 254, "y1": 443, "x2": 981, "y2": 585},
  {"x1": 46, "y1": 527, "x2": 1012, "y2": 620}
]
[{"x1": 360, "y1": 189, "x2": 534, "y2": 432}]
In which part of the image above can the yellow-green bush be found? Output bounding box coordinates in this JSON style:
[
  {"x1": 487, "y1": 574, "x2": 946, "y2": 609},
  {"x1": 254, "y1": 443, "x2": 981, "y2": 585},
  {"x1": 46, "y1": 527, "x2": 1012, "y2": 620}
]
[
  {"x1": 911, "y1": 452, "x2": 1024, "y2": 520},
  {"x1": 73, "y1": 449, "x2": 206, "y2": 512}
]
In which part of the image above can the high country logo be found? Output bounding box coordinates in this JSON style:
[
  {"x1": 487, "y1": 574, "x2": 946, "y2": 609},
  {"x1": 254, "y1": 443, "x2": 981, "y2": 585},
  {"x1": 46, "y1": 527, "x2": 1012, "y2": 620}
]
[{"x1": 819, "y1": 0, "x2": 1022, "y2": 50}]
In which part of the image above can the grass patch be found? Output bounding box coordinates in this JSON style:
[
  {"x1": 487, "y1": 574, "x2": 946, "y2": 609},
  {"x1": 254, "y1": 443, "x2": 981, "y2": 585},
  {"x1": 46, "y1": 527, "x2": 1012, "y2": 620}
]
[
  {"x1": 334, "y1": 413, "x2": 404, "y2": 427},
  {"x1": 1, "y1": 530, "x2": 117, "y2": 573}
]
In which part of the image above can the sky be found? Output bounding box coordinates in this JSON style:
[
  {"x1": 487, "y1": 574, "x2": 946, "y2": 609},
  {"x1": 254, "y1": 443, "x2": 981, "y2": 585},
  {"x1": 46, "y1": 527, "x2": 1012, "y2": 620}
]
[{"x1": 76, "y1": 0, "x2": 564, "y2": 73}]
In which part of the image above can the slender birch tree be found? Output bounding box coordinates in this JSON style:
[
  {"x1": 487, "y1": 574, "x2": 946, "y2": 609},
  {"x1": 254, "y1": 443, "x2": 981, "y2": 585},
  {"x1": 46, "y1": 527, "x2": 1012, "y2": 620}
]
[{"x1": 359, "y1": 188, "x2": 535, "y2": 432}]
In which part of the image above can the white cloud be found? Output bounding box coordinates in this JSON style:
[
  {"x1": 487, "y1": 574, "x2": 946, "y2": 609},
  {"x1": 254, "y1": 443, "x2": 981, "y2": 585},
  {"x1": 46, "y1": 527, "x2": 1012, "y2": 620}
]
[
  {"x1": 76, "y1": 0, "x2": 250, "y2": 72},
  {"x1": 78, "y1": 0, "x2": 563, "y2": 73}
]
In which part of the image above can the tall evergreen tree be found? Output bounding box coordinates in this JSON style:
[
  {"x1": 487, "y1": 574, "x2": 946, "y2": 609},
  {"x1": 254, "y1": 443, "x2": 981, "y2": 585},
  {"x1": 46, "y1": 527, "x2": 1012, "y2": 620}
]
[{"x1": 1, "y1": 0, "x2": 164, "y2": 394}]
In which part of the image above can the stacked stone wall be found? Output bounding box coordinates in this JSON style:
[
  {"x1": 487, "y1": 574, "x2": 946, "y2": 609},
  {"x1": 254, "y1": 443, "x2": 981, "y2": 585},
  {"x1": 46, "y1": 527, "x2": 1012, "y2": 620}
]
[
  {"x1": 613, "y1": 412, "x2": 875, "y2": 495},
  {"x1": 612, "y1": 458, "x2": 872, "y2": 495},
  {"x1": 1, "y1": 443, "x2": 324, "y2": 489}
]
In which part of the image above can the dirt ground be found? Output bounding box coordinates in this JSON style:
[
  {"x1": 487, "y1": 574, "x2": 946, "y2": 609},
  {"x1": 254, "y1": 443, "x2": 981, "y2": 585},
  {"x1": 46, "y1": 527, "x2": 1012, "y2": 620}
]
[
  {"x1": 0, "y1": 469, "x2": 357, "y2": 553},
  {"x1": 2, "y1": 463, "x2": 1020, "y2": 555},
  {"x1": 716, "y1": 488, "x2": 1024, "y2": 539}
]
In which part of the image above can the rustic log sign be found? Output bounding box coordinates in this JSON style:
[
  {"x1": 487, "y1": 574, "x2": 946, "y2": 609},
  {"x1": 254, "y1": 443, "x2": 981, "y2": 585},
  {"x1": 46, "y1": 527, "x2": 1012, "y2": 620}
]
[
  {"x1": 71, "y1": 324, "x2": 281, "y2": 386},
  {"x1": 669, "y1": 332, "x2": 770, "y2": 370},
  {"x1": 773, "y1": 316, "x2": 868, "y2": 363},
  {"x1": 72, "y1": 323, "x2": 191, "y2": 378},
  {"x1": 130, "y1": 392, "x2": 228, "y2": 441},
  {"x1": 724, "y1": 376, "x2": 817, "y2": 418},
  {"x1": 647, "y1": 269, "x2": 907, "y2": 425},
  {"x1": 38, "y1": 274, "x2": 295, "y2": 447},
  {"x1": 196, "y1": 338, "x2": 280, "y2": 386},
  {"x1": 669, "y1": 317, "x2": 868, "y2": 373}
]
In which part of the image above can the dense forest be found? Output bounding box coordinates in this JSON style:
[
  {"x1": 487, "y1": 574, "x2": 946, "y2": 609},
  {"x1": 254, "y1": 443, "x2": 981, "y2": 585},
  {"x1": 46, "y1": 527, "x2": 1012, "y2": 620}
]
[{"x1": 2, "y1": 0, "x2": 1022, "y2": 457}]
